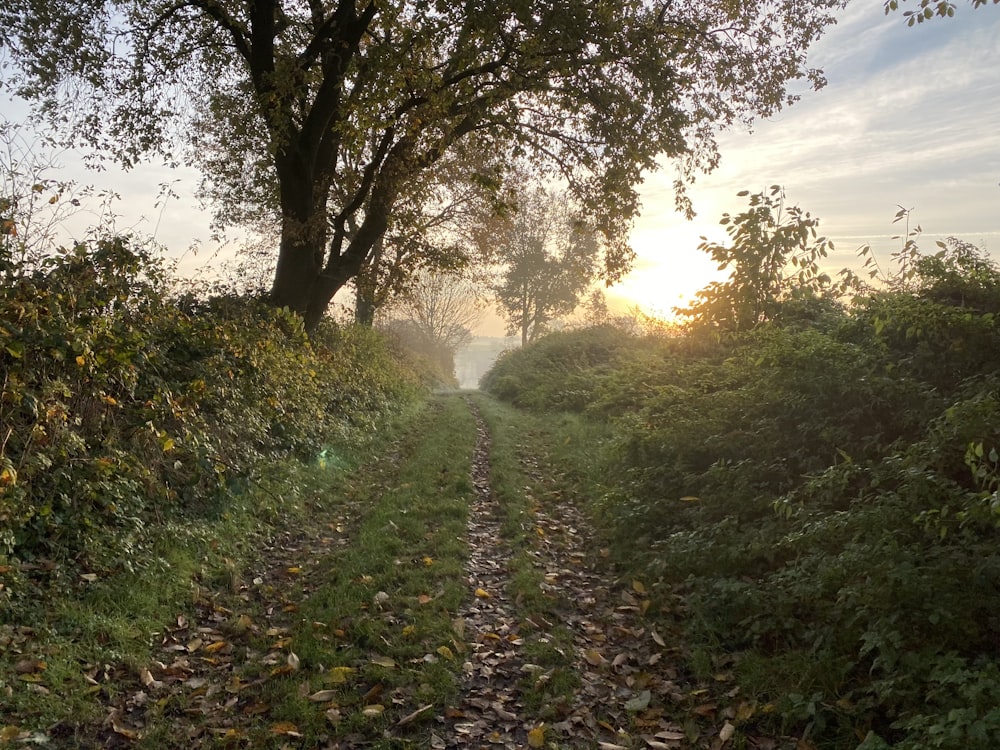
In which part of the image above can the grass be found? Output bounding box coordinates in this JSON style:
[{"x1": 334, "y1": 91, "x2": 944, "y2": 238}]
[
  {"x1": 0, "y1": 396, "x2": 483, "y2": 748},
  {"x1": 468, "y1": 394, "x2": 610, "y2": 718}
]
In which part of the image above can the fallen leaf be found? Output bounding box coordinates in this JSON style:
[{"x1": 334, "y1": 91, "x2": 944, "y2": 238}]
[
  {"x1": 417, "y1": 594, "x2": 433, "y2": 605},
  {"x1": 436, "y1": 645, "x2": 455, "y2": 660},
  {"x1": 0, "y1": 727, "x2": 20, "y2": 742},
  {"x1": 329, "y1": 666, "x2": 355, "y2": 683},
  {"x1": 362, "y1": 704, "x2": 385, "y2": 717},
  {"x1": 583, "y1": 649, "x2": 607, "y2": 666},
  {"x1": 402, "y1": 625, "x2": 416, "y2": 637},
  {"x1": 14, "y1": 659, "x2": 44, "y2": 675},
  {"x1": 625, "y1": 690, "x2": 652, "y2": 712},
  {"x1": 692, "y1": 703, "x2": 718, "y2": 717},
  {"x1": 632, "y1": 580, "x2": 647, "y2": 595},
  {"x1": 651, "y1": 631, "x2": 666, "y2": 647},
  {"x1": 370, "y1": 656, "x2": 395, "y2": 668},
  {"x1": 308, "y1": 689, "x2": 338, "y2": 702},
  {"x1": 287, "y1": 651, "x2": 300, "y2": 670},
  {"x1": 474, "y1": 587, "x2": 491, "y2": 599},
  {"x1": 269, "y1": 721, "x2": 300, "y2": 735},
  {"x1": 395, "y1": 703, "x2": 434, "y2": 727},
  {"x1": 719, "y1": 721, "x2": 736, "y2": 742},
  {"x1": 527, "y1": 726, "x2": 545, "y2": 748},
  {"x1": 286, "y1": 566, "x2": 301, "y2": 575}
]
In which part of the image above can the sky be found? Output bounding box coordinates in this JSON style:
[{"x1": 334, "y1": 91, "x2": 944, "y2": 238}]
[
  {"x1": 3, "y1": 2, "x2": 999, "y2": 334},
  {"x1": 614, "y1": 1, "x2": 1000, "y2": 319}
]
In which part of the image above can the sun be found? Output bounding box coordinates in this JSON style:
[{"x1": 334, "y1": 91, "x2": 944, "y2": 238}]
[{"x1": 609, "y1": 220, "x2": 728, "y2": 320}]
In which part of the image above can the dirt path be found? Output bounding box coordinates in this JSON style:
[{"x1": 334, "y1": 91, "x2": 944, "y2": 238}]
[
  {"x1": 439, "y1": 399, "x2": 782, "y2": 750},
  {"x1": 42, "y1": 395, "x2": 788, "y2": 749}
]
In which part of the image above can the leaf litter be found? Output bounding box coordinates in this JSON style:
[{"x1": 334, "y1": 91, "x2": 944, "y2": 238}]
[{"x1": 13, "y1": 397, "x2": 809, "y2": 748}]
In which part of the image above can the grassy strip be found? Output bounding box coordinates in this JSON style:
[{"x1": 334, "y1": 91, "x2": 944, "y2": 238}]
[
  {"x1": 0, "y1": 401, "x2": 425, "y2": 742},
  {"x1": 470, "y1": 394, "x2": 612, "y2": 719},
  {"x1": 211, "y1": 394, "x2": 480, "y2": 749}
]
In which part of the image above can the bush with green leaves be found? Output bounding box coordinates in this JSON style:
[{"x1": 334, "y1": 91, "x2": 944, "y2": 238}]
[
  {"x1": 480, "y1": 223, "x2": 1000, "y2": 748},
  {"x1": 0, "y1": 236, "x2": 421, "y2": 601}
]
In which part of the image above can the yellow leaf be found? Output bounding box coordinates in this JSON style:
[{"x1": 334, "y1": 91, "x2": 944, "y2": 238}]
[
  {"x1": 679, "y1": 496, "x2": 700, "y2": 502},
  {"x1": 527, "y1": 726, "x2": 546, "y2": 748},
  {"x1": 632, "y1": 580, "x2": 646, "y2": 595},
  {"x1": 362, "y1": 704, "x2": 385, "y2": 717},
  {"x1": 417, "y1": 594, "x2": 432, "y2": 605},
  {"x1": 422, "y1": 556, "x2": 434, "y2": 566},
  {"x1": 328, "y1": 666, "x2": 355, "y2": 684},
  {"x1": 203, "y1": 640, "x2": 228, "y2": 653},
  {"x1": 436, "y1": 645, "x2": 454, "y2": 660},
  {"x1": 474, "y1": 587, "x2": 491, "y2": 599},
  {"x1": 370, "y1": 656, "x2": 395, "y2": 668},
  {"x1": 287, "y1": 566, "x2": 301, "y2": 574},
  {"x1": 402, "y1": 625, "x2": 416, "y2": 637},
  {"x1": 75, "y1": 355, "x2": 86, "y2": 366},
  {"x1": 583, "y1": 649, "x2": 606, "y2": 666}
]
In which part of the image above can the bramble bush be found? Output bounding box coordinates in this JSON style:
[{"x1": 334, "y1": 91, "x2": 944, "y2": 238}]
[
  {"x1": 482, "y1": 201, "x2": 1000, "y2": 748},
  {"x1": 0, "y1": 235, "x2": 420, "y2": 602}
]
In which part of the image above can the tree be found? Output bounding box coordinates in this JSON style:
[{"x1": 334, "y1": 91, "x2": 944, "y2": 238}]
[
  {"x1": 492, "y1": 187, "x2": 600, "y2": 346},
  {"x1": 381, "y1": 271, "x2": 483, "y2": 381},
  {"x1": 352, "y1": 148, "x2": 505, "y2": 326},
  {"x1": 1, "y1": 0, "x2": 843, "y2": 331},
  {"x1": 677, "y1": 187, "x2": 833, "y2": 333}
]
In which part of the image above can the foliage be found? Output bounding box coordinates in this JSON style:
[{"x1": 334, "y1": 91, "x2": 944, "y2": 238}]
[
  {"x1": 677, "y1": 187, "x2": 837, "y2": 333},
  {"x1": 481, "y1": 325, "x2": 638, "y2": 412},
  {"x1": 0, "y1": 235, "x2": 421, "y2": 603},
  {"x1": 490, "y1": 186, "x2": 602, "y2": 346},
  {"x1": 1, "y1": 0, "x2": 844, "y2": 328},
  {"x1": 884, "y1": 0, "x2": 999, "y2": 25},
  {"x1": 481, "y1": 232, "x2": 1000, "y2": 748}
]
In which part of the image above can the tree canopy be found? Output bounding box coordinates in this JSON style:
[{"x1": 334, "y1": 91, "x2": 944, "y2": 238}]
[{"x1": 1, "y1": 0, "x2": 844, "y2": 329}]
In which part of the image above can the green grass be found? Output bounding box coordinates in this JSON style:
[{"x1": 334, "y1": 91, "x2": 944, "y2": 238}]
[{"x1": 0, "y1": 397, "x2": 476, "y2": 747}]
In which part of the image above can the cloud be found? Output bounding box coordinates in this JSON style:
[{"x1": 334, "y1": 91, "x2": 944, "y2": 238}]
[{"x1": 620, "y1": 4, "x2": 1000, "y2": 309}]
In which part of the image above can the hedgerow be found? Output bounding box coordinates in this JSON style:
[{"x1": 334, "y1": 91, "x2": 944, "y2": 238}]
[
  {"x1": 0, "y1": 236, "x2": 421, "y2": 603},
  {"x1": 481, "y1": 233, "x2": 1000, "y2": 748}
]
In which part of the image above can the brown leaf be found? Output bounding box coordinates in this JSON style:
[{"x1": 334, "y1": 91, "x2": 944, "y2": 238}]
[{"x1": 269, "y1": 721, "x2": 300, "y2": 736}]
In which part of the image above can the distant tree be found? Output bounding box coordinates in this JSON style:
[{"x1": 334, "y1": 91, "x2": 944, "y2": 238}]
[
  {"x1": 582, "y1": 289, "x2": 611, "y2": 328},
  {"x1": 353, "y1": 151, "x2": 505, "y2": 326},
  {"x1": 381, "y1": 271, "x2": 483, "y2": 381},
  {"x1": 492, "y1": 188, "x2": 601, "y2": 346},
  {"x1": 678, "y1": 187, "x2": 833, "y2": 333},
  {"x1": 1, "y1": 0, "x2": 844, "y2": 331},
  {"x1": 884, "y1": 0, "x2": 998, "y2": 25}
]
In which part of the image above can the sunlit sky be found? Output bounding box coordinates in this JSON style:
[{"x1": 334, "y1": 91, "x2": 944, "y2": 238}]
[
  {"x1": 3, "y1": 2, "x2": 999, "y2": 337},
  {"x1": 614, "y1": 1, "x2": 1000, "y2": 320}
]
